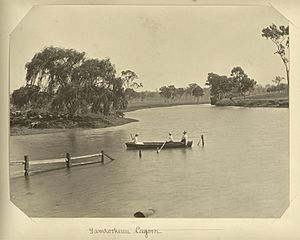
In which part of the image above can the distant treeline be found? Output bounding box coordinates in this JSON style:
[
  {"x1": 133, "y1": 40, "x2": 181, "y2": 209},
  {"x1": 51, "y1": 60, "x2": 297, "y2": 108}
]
[
  {"x1": 123, "y1": 84, "x2": 211, "y2": 105},
  {"x1": 159, "y1": 83, "x2": 206, "y2": 103}
]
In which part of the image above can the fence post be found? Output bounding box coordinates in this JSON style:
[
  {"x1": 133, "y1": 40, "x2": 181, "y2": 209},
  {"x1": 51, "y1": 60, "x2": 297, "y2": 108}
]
[
  {"x1": 24, "y1": 155, "x2": 29, "y2": 176},
  {"x1": 201, "y1": 135, "x2": 205, "y2": 147},
  {"x1": 101, "y1": 150, "x2": 104, "y2": 164},
  {"x1": 66, "y1": 152, "x2": 71, "y2": 168}
]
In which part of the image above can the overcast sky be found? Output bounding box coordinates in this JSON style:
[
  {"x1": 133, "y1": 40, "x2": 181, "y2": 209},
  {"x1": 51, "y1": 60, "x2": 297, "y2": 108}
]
[{"x1": 10, "y1": 5, "x2": 288, "y2": 91}]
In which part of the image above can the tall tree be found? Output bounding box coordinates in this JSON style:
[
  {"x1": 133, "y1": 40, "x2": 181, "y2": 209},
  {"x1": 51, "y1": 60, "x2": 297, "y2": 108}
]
[
  {"x1": 20, "y1": 46, "x2": 141, "y2": 115},
  {"x1": 230, "y1": 67, "x2": 256, "y2": 97},
  {"x1": 191, "y1": 85, "x2": 204, "y2": 102},
  {"x1": 185, "y1": 83, "x2": 198, "y2": 96},
  {"x1": 272, "y1": 76, "x2": 284, "y2": 86},
  {"x1": 262, "y1": 24, "x2": 289, "y2": 85},
  {"x1": 206, "y1": 73, "x2": 230, "y2": 103},
  {"x1": 121, "y1": 70, "x2": 142, "y2": 89},
  {"x1": 25, "y1": 46, "x2": 85, "y2": 94},
  {"x1": 175, "y1": 87, "x2": 185, "y2": 100},
  {"x1": 159, "y1": 86, "x2": 173, "y2": 101}
]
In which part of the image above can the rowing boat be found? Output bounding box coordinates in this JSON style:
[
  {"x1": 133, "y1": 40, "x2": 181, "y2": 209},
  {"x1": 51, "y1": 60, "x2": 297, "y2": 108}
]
[{"x1": 125, "y1": 141, "x2": 193, "y2": 149}]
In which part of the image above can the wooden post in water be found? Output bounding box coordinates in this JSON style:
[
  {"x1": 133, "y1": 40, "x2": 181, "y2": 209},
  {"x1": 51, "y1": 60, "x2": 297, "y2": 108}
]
[
  {"x1": 201, "y1": 135, "x2": 205, "y2": 147},
  {"x1": 101, "y1": 150, "x2": 104, "y2": 164},
  {"x1": 24, "y1": 155, "x2": 29, "y2": 176},
  {"x1": 66, "y1": 152, "x2": 71, "y2": 168},
  {"x1": 139, "y1": 149, "x2": 142, "y2": 158}
]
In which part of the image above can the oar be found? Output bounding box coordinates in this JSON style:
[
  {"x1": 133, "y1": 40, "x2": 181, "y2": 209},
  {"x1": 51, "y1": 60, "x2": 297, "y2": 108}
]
[
  {"x1": 130, "y1": 134, "x2": 133, "y2": 141},
  {"x1": 157, "y1": 141, "x2": 167, "y2": 153}
]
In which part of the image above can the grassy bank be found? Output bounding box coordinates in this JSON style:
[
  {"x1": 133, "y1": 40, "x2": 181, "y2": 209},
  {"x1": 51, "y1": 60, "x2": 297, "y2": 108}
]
[{"x1": 215, "y1": 92, "x2": 288, "y2": 108}]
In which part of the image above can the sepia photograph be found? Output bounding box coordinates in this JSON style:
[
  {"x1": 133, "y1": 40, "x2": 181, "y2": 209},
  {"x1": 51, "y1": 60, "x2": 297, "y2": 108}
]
[{"x1": 7, "y1": 4, "x2": 290, "y2": 220}]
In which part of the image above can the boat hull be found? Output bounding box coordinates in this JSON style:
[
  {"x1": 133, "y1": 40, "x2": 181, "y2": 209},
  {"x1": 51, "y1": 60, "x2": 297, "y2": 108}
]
[{"x1": 125, "y1": 141, "x2": 193, "y2": 149}]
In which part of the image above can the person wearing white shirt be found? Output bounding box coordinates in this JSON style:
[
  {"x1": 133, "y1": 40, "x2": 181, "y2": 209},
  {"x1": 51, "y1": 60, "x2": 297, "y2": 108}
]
[
  {"x1": 181, "y1": 130, "x2": 188, "y2": 145},
  {"x1": 168, "y1": 132, "x2": 174, "y2": 142},
  {"x1": 133, "y1": 134, "x2": 139, "y2": 143},
  {"x1": 132, "y1": 133, "x2": 144, "y2": 145}
]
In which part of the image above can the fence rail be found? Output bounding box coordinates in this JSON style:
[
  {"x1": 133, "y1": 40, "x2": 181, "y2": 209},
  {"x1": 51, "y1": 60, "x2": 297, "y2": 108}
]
[
  {"x1": 30, "y1": 158, "x2": 67, "y2": 165},
  {"x1": 10, "y1": 150, "x2": 114, "y2": 177}
]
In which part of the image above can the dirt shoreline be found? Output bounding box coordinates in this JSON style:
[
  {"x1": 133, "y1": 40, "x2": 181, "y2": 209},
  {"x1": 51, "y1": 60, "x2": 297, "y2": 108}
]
[
  {"x1": 10, "y1": 101, "x2": 208, "y2": 136},
  {"x1": 10, "y1": 117, "x2": 137, "y2": 136}
]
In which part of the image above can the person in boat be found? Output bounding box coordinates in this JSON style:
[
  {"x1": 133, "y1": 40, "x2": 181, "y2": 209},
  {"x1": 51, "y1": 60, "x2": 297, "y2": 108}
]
[
  {"x1": 167, "y1": 132, "x2": 174, "y2": 142},
  {"x1": 132, "y1": 134, "x2": 139, "y2": 143},
  {"x1": 181, "y1": 130, "x2": 188, "y2": 145},
  {"x1": 132, "y1": 134, "x2": 144, "y2": 145}
]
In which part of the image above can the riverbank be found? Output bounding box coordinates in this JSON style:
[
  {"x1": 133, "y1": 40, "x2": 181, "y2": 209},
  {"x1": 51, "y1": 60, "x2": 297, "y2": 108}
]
[
  {"x1": 10, "y1": 100, "x2": 209, "y2": 136},
  {"x1": 10, "y1": 115, "x2": 137, "y2": 136},
  {"x1": 215, "y1": 93, "x2": 288, "y2": 108},
  {"x1": 10, "y1": 93, "x2": 287, "y2": 136}
]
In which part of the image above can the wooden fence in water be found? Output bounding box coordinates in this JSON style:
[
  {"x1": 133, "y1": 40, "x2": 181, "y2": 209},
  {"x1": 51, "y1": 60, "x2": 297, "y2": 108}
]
[{"x1": 10, "y1": 150, "x2": 115, "y2": 177}]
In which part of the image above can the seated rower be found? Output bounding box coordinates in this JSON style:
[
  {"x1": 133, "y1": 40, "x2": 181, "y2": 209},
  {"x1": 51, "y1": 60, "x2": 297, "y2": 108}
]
[
  {"x1": 181, "y1": 130, "x2": 188, "y2": 145},
  {"x1": 168, "y1": 132, "x2": 174, "y2": 142},
  {"x1": 132, "y1": 133, "x2": 144, "y2": 145}
]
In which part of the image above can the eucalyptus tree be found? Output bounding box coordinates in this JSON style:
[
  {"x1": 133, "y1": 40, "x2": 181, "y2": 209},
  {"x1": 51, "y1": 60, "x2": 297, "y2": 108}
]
[
  {"x1": 230, "y1": 67, "x2": 256, "y2": 98},
  {"x1": 159, "y1": 86, "x2": 173, "y2": 101},
  {"x1": 272, "y1": 76, "x2": 285, "y2": 88},
  {"x1": 185, "y1": 83, "x2": 198, "y2": 96},
  {"x1": 121, "y1": 70, "x2": 142, "y2": 89},
  {"x1": 262, "y1": 24, "x2": 289, "y2": 85},
  {"x1": 205, "y1": 73, "x2": 230, "y2": 103},
  {"x1": 175, "y1": 87, "x2": 185, "y2": 100},
  {"x1": 191, "y1": 85, "x2": 204, "y2": 102}
]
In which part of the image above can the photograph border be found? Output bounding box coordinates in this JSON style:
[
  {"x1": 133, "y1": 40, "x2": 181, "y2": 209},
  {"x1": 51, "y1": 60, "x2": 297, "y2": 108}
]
[{"x1": 1, "y1": 0, "x2": 300, "y2": 239}]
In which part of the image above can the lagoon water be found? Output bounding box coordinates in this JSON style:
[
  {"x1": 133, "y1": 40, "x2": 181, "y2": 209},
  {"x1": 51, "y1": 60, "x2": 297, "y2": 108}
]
[{"x1": 10, "y1": 105, "x2": 289, "y2": 217}]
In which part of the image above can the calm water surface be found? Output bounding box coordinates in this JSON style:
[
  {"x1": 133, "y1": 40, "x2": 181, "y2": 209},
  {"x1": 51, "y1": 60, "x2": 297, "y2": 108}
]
[{"x1": 10, "y1": 105, "x2": 289, "y2": 217}]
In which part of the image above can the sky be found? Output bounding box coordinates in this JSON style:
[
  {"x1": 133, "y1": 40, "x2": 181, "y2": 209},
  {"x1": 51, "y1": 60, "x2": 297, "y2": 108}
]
[{"x1": 10, "y1": 5, "x2": 289, "y2": 92}]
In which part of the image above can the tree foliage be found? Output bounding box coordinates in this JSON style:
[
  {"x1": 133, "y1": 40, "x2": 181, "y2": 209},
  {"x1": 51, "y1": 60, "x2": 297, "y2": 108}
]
[
  {"x1": 159, "y1": 83, "x2": 205, "y2": 102},
  {"x1": 159, "y1": 86, "x2": 174, "y2": 101},
  {"x1": 11, "y1": 85, "x2": 51, "y2": 108},
  {"x1": 272, "y1": 76, "x2": 285, "y2": 87},
  {"x1": 12, "y1": 46, "x2": 141, "y2": 115},
  {"x1": 121, "y1": 70, "x2": 142, "y2": 89},
  {"x1": 206, "y1": 67, "x2": 256, "y2": 104},
  {"x1": 262, "y1": 24, "x2": 289, "y2": 85},
  {"x1": 175, "y1": 87, "x2": 185, "y2": 99},
  {"x1": 192, "y1": 85, "x2": 204, "y2": 102}
]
